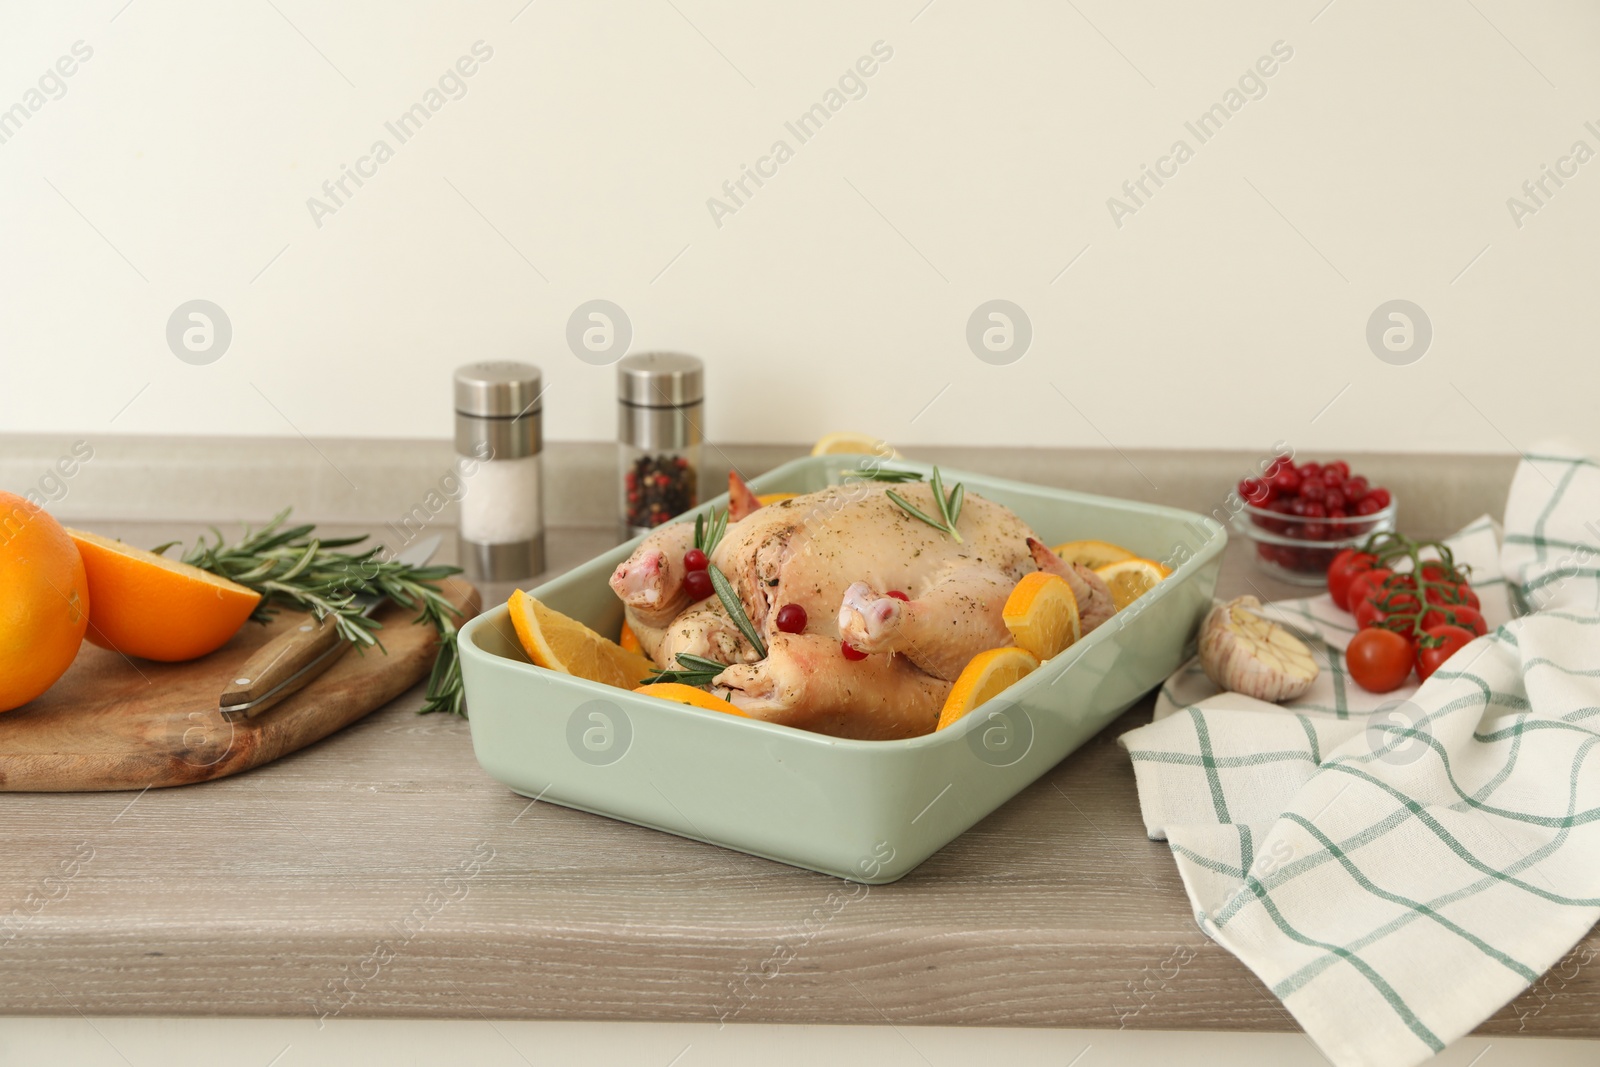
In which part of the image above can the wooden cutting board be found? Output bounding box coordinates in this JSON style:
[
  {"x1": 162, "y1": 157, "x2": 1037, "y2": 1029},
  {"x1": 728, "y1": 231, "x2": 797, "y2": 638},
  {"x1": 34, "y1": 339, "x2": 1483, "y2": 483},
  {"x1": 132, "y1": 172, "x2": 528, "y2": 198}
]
[{"x1": 0, "y1": 578, "x2": 480, "y2": 792}]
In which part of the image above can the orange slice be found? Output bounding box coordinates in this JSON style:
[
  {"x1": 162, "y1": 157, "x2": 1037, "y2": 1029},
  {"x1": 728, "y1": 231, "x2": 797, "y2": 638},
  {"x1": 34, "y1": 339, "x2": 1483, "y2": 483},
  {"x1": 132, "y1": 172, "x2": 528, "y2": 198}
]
[
  {"x1": 756, "y1": 492, "x2": 799, "y2": 506},
  {"x1": 632, "y1": 682, "x2": 749, "y2": 716},
  {"x1": 508, "y1": 590, "x2": 655, "y2": 689},
  {"x1": 810, "y1": 432, "x2": 901, "y2": 458},
  {"x1": 1002, "y1": 573, "x2": 1080, "y2": 660},
  {"x1": 66, "y1": 529, "x2": 261, "y2": 662},
  {"x1": 618, "y1": 619, "x2": 642, "y2": 653},
  {"x1": 1050, "y1": 539, "x2": 1135, "y2": 571},
  {"x1": 1094, "y1": 558, "x2": 1172, "y2": 611},
  {"x1": 935, "y1": 647, "x2": 1040, "y2": 731}
]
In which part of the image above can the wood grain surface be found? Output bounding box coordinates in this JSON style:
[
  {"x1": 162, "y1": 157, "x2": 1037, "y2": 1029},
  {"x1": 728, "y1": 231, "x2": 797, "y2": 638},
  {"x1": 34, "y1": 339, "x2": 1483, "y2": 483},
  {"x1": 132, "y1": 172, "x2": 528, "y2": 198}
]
[
  {"x1": 0, "y1": 524, "x2": 1593, "y2": 1039},
  {"x1": 0, "y1": 577, "x2": 480, "y2": 791}
]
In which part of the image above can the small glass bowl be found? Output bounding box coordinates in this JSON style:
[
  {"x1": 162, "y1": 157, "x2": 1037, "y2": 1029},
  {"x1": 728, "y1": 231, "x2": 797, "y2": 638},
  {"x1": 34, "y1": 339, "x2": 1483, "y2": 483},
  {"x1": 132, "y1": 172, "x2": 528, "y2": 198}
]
[{"x1": 1232, "y1": 497, "x2": 1398, "y2": 585}]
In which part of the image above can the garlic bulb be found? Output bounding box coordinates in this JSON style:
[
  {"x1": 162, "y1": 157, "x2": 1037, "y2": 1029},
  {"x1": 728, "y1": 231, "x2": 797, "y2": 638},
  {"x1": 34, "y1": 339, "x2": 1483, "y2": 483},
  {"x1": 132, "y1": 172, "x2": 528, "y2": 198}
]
[{"x1": 1199, "y1": 596, "x2": 1318, "y2": 703}]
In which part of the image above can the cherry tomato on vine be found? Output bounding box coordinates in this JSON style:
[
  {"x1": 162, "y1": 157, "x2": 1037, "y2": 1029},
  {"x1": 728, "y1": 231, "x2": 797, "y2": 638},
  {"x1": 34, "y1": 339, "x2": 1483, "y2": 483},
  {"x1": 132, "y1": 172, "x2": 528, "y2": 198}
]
[
  {"x1": 1327, "y1": 549, "x2": 1379, "y2": 611},
  {"x1": 1420, "y1": 604, "x2": 1487, "y2": 637},
  {"x1": 1346, "y1": 568, "x2": 1394, "y2": 614},
  {"x1": 1346, "y1": 628, "x2": 1415, "y2": 693},
  {"x1": 1424, "y1": 583, "x2": 1480, "y2": 611},
  {"x1": 1416, "y1": 624, "x2": 1476, "y2": 682}
]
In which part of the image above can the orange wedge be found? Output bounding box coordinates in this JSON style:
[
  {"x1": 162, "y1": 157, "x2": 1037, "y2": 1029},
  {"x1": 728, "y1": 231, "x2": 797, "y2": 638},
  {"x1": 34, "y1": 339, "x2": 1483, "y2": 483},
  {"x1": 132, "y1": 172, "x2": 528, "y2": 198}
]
[
  {"x1": 66, "y1": 529, "x2": 261, "y2": 662},
  {"x1": 508, "y1": 590, "x2": 655, "y2": 689},
  {"x1": 633, "y1": 682, "x2": 749, "y2": 716},
  {"x1": 1094, "y1": 557, "x2": 1172, "y2": 611},
  {"x1": 935, "y1": 646, "x2": 1039, "y2": 731},
  {"x1": 756, "y1": 492, "x2": 798, "y2": 506},
  {"x1": 1050, "y1": 538, "x2": 1135, "y2": 571},
  {"x1": 618, "y1": 619, "x2": 642, "y2": 653},
  {"x1": 1002, "y1": 573, "x2": 1080, "y2": 660}
]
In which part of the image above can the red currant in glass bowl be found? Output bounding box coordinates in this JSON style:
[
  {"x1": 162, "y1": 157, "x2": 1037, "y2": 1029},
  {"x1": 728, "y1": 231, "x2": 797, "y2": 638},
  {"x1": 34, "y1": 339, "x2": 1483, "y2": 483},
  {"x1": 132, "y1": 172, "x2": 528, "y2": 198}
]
[{"x1": 1234, "y1": 459, "x2": 1396, "y2": 584}]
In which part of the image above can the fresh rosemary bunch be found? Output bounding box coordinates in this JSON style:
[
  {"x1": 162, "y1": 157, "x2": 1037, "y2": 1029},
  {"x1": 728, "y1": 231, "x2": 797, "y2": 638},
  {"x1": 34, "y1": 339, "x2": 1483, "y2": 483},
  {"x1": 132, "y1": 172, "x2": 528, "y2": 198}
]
[
  {"x1": 154, "y1": 510, "x2": 469, "y2": 716},
  {"x1": 694, "y1": 507, "x2": 729, "y2": 556},
  {"x1": 841, "y1": 467, "x2": 924, "y2": 483},
  {"x1": 886, "y1": 465, "x2": 965, "y2": 543},
  {"x1": 643, "y1": 652, "x2": 729, "y2": 688}
]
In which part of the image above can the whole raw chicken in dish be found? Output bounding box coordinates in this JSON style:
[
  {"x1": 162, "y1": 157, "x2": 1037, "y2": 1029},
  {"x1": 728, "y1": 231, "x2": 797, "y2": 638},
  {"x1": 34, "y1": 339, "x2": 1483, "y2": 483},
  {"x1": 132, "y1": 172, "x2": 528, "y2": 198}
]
[{"x1": 609, "y1": 471, "x2": 1114, "y2": 740}]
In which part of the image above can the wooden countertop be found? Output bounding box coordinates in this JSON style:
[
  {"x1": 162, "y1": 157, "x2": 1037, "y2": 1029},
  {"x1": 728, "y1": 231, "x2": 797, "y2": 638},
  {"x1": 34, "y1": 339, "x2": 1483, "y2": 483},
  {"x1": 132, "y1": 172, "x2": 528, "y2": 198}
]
[{"x1": 1, "y1": 521, "x2": 1594, "y2": 1038}]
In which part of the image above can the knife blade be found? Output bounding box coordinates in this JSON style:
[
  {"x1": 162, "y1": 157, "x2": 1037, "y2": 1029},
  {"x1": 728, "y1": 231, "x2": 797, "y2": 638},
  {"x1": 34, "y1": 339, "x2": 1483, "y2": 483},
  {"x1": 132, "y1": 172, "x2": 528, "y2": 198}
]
[{"x1": 218, "y1": 535, "x2": 442, "y2": 722}]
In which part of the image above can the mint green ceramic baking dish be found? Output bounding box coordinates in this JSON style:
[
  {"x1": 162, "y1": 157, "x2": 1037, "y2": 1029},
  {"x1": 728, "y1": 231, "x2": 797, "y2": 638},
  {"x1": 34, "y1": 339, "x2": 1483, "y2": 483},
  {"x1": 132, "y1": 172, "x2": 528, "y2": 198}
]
[{"x1": 459, "y1": 455, "x2": 1224, "y2": 883}]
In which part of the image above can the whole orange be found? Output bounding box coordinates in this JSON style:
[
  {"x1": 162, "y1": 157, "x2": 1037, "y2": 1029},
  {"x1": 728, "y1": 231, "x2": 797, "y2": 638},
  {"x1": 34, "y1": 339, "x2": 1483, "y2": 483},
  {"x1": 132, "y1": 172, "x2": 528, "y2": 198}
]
[
  {"x1": 67, "y1": 529, "x2": 261, "y2": 662},
  {"x1": 0, "y1": 492, "x2": 91, "y2": 713}
]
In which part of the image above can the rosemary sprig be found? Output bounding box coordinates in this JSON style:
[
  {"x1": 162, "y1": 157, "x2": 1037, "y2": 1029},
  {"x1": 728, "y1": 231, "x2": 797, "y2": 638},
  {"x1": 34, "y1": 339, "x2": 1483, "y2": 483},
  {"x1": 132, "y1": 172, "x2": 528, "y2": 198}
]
[
  {"x1": 157, "y1": 510, "x2": 468, "y2": 716},
  {"x1": 694, "y1": 507, "x2": 729, "y2": 557},
  {"x1": 841, "y1": 468, "x2": 924, "y2": 483},
  {"x1": 707, "y1": 563, "x2": 767, "y2": 659},
  {"x1": 643, "y1": 652, "x2": 728, "y2": 688},
  {"x1": 886, "y1": 465, "x2": 965, "y2": 543}
]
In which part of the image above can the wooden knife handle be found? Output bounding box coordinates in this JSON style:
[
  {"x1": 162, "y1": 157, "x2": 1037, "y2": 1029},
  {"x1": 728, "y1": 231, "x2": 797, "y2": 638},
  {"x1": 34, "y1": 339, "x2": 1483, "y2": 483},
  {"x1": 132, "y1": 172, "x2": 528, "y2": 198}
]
[{"x1": 220, "y1": 615, "x2": 349, "y2": 720}]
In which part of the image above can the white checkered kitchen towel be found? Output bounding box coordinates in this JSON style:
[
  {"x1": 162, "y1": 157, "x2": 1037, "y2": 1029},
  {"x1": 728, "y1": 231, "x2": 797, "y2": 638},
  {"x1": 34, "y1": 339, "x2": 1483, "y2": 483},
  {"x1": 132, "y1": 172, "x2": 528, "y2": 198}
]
[{"x1": 1120, "y1": 445, "x2": 1600, "y2": 1067}]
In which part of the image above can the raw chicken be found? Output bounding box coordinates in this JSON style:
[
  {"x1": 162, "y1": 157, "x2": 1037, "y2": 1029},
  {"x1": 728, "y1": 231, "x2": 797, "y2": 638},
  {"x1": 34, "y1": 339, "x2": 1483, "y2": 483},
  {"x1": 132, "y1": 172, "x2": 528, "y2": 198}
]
[{"x1": 608, "y1": 473, "x2": 1103, "y2": 740}]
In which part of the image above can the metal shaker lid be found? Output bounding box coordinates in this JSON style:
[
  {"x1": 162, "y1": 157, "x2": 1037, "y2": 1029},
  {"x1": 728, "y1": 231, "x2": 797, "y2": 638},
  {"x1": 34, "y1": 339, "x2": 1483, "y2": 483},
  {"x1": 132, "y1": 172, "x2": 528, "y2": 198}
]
[
  {"x1": 454, "y1": 361, "x2": 543, "y2": 418},
  {"x1": 617, "y1": 352, "x2": 704, "y2": 408}
]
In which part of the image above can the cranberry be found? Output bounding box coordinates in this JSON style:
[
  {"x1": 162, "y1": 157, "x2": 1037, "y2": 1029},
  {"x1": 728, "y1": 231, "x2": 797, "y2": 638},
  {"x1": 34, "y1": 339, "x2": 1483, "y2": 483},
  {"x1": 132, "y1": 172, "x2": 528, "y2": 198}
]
[
  {"x1": 1300, "y1": 479, "x2": 1327, "y2": 502},
  {"x1": 1326, "y1": 460, "x2": 1350, "y2": 480},
  {"x1": 1321, "y1": 467, "x2": 1344, "y2": 488},
  {"x1": 1302, "y1": 522, "x2": 1329, "y2": 542},
  {"x1": 775, "y1": 604, "x2": 807, "y2": 633},
  {"x1": 684, "y1": 569, "x2": 713, "y2": 601},
  {"x1": 1270, "y1": 466, "x2": 1302, "y2": 495},
  {"x1": 1301, "y1": 501, "x2": 1327, "y2": 519},
  {"x1": 1328, "y1": 506, "x2": 1348, "y2": 519},
  {"x1": 886, "y1": 590, "x2": 910, "y2": 601},
  {"x1": 1324, "y1": 489, "x2": 1346, "y2": 512},
  {"x1": 840, "y1": 640, "x2": 868, "y2": 661},
  {"x1": 1344, "y1": 476, "x2": 1369, "y2": 501},
  {"x1": 1239, "y1": 478, "x2": 1271, "y2": 505},
  {"x1": 1367, "y1": 487, "x2": 1392, "y2": 509},
  {"x1": 1298, "y1": 462, "x2": 1322, "y2": 480},
  {"x1": 683, "y1": 548, "x2": 708, "y2": 572},
  {"x1": 1355, "y1": 496, "x2": 1382, "y2": 516}
]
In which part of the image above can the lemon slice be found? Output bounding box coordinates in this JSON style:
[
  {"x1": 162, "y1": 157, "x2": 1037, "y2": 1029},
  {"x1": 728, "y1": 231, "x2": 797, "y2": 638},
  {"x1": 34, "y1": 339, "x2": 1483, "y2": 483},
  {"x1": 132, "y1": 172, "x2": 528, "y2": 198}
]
[
  {"x1": 756, "y1": 492, "x2": 799, "y2": 506},
  {"x1": 633, "y1": 682, "x2": 749, "y2": 716},
  {"x1": 1094, "y1": 558, "x2": 1172, "y2": 611},
  {"x1": 1050, "y1": 539, "x2": 1135, "y2": 571},
  {"x1": 508, "y1": 590, "x2": 655, "y2": 689},
  {"x1": 1002, "y1": 573, "x2": 1081, "y2": 660},
  {"x1": 935, "y1": 646, "x2": 1040, "y2": 731},
  {"x1": 810, "y1": 432, "x2": 900, "y2": 458}
]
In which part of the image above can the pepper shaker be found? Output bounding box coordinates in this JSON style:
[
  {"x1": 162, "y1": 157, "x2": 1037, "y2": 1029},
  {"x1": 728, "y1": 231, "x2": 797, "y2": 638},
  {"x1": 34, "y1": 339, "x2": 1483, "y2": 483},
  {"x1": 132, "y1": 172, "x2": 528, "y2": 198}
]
[
  {"x1": 617, "y1": 352, "x2": 704, "y2": 541},
  {"x1": 454, "y1": 361, "x2": 544, "y2": 581}
]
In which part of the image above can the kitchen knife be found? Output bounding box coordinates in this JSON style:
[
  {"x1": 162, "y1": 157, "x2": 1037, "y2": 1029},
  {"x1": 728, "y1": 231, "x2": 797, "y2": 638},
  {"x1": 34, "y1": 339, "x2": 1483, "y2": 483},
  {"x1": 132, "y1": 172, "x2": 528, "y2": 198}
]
[{"x1": 218, "y1": 535, "x2": 442, "y2": 722}]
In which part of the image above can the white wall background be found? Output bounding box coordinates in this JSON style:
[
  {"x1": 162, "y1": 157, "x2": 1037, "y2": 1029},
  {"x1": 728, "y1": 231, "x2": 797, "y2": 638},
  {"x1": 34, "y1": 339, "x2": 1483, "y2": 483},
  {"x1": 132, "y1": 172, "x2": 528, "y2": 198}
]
[{"x1": 1, "y1": 1, "x2": 1597, "y2": 455}]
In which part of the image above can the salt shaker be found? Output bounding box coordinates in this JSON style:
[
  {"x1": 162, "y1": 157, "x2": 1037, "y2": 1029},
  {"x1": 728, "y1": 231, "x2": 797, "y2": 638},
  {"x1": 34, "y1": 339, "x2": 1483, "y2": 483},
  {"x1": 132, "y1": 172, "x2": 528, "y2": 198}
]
[
  {"x1": 617, "y1": 352, "x2": 704, "y2": 541},
  {"x1": 455, "y1": 361, "x2": 544, "y2": 581}
]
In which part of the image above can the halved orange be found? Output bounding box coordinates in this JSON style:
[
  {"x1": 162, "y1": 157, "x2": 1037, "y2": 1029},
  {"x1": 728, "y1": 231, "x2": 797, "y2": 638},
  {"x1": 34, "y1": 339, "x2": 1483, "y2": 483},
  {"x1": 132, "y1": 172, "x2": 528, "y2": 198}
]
[
  {"x1": 618, "y1": 619, "x2": 642, "y2": 653},
  {"x1": 2, "y1": 494, "x2": 90, "y2": 711},
  {"x1": 508, "y1": 589, "x2": 655, "y2": 689},
  {"x1": 1051, "y1": 539, "x2": 1135, "y2": 570},
  {"x1": 67, "y1": 529, "x2": 261, "y2": 662},
  {"x1": 935, "y1": 646, "x2": 1039, "y2": 731},
  {"x1": 1095, "y1": 557, "x2": 1172, "y2": 611},
  {"x1": 632, "y1": 681, "x2": 748, "y2": 716},
  {"x1": 1002, "y1": 572, "x2": 1080, "y2": 660}
]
